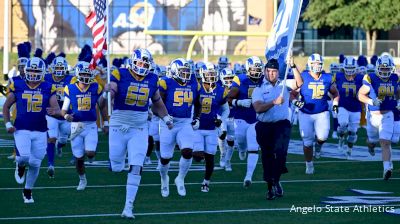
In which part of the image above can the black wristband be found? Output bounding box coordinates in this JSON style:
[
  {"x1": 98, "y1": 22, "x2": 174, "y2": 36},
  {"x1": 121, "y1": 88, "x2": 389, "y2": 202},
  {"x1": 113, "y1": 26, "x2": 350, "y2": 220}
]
[{"x1": 290, "y1": 64, "x2": 296, "y2": 69}]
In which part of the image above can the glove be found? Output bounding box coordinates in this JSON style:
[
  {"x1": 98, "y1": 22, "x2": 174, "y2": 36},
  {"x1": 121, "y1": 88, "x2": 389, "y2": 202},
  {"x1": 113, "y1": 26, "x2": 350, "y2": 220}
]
[
  {"x1": 332, "y1": 105, "x2": 339, "y2": 114},
  {"x1": 292, "y1": 99, "x2": 304, "y2": 109},
  {"x1": 233, "y1": 99, "x2": 252, "y2": 108},
  {"x1": 5, "y1": 122, "x2": 15, "y2": 134},
  {"x1": 162, "y1": 115, "x2": 174, "y2": 129},
  {"x1": 119, "y1": 124, "x2": 130, "y2": 133},
  {"x1": 191, "y1": 118, "x2": 200, "y2": 130},
  {"x1": 214, "y1": 118, "x2": 223, "y2": 127}
]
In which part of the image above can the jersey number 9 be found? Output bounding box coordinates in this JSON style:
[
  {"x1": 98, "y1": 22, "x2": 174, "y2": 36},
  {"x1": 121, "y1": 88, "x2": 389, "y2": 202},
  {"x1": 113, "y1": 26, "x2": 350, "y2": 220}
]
[
  {"x1": 201, "y1": 97, "x2": 212, "y2": 114},
  {"x1": 77, "y1": 97, "x2": 91, "y2": 111}
]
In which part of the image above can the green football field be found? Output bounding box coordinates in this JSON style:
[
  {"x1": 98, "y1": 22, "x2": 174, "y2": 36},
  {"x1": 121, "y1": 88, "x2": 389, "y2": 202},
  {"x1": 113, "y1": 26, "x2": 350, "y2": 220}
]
[{"x1": 0, "y1": 121, "x2": 399, "y2": 224}]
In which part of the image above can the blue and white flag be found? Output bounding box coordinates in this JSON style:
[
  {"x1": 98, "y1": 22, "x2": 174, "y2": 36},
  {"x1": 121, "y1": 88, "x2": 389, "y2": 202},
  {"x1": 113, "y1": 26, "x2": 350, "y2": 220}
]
[{"x1": 265, "y1": 0, "x2": 303, "y2": 79}]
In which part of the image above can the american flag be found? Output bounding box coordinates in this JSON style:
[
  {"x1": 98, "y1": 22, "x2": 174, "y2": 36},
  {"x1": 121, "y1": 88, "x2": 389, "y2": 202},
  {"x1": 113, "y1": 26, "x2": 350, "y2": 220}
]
[{"x1": 85, "y1": 0, "x2": 107, "y2": 69}]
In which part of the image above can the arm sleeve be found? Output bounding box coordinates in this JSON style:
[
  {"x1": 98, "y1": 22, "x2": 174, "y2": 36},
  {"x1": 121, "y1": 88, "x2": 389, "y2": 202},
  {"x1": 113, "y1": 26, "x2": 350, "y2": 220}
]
[{"x1": 62, "y1": 96, "x2": 71, "y2": 111}]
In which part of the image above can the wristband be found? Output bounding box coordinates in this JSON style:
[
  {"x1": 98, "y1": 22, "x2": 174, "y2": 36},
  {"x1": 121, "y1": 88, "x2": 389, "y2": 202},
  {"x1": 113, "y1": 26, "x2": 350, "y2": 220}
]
[
  {"x1": 290, "y1": 64, "x2": 296, "y2": 69},
  {"x1": 64, "y1": 114, "x2": 70, "y2": 120},
  {"x1": 5, "y1": 122, "x2": 13, "y2": 129},
  {"x1": 332, "y1": 101, "x2": 338, "y2": 106},
  {"x1": 367, "y1": 99, "x2": 373, "y2": 106}
]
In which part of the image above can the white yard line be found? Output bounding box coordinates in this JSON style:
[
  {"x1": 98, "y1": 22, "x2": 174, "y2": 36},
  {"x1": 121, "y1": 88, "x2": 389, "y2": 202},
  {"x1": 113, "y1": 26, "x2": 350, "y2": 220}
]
[
  {"x1": 1, "y1": 177, "x2": 398, "y2": 191},
  {"x1": 1, "y1": 205, "x2": 399, "y2": 221}
]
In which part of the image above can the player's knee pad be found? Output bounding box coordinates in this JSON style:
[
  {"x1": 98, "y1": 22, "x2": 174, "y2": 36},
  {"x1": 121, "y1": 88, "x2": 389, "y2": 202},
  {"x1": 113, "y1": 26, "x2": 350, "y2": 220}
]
[
  {"x1": 29, "y1": 158, "x2": 42, "y2": 168},
  {"x1": 160, "y1": 158, "x2": 171, "y2": 165},
  {"x1": 48, "y1": 137, "x2": 57, "y2": 144},
  {"x1": 129, "y1": 165, "x2": 142, "y2": 175},
  {"x1": 303, "y1": 139, "x2": 314, "y2": 148},
  {"x1": 347, "y1": 131, "x2": 357, "y2": 143},
  {"x1": 109, "y1": 160, "x2": 124, "y2": 172},
  {"x1": 193, "y1": 151, "x2": 205, "y2": 162},
  {"x1": 337, "y1": 124, "x2": 347, "y2": 134},
  {"x1": 219, "y1": 131, "x2": 227, "y2": 140},
  {"x1": 227, "y1": 140, "x2": 234, "y2": 147},
  {"x1": 181, "y1": 148, "x2": 193, "y2": 159},
  {"x1": 86, "y1": 151, "x2": 96, "y2": 159}
]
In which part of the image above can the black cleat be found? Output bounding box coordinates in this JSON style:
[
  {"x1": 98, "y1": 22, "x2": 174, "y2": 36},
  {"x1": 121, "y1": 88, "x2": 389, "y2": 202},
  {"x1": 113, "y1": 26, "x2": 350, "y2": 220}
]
[
  {"x1": 383, "y1": 169, "x2": 392, "y2": 181},
  {"x1": 266, "y1": 189, "x2": 276, "y2": 200}
]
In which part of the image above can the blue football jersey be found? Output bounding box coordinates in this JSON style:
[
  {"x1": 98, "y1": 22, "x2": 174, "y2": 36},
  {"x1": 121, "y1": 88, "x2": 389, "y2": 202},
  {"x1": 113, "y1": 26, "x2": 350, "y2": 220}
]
[
  {"x1": 45, "y1": 74, "x2": 74, "y2": 118},
  {"x1": 9, "y1": 80, "x2": 55, "y2": 132},
  {"x1": 111, "y1": 68, "x2": 158, "y2": 111},
  {"x1": 335, "y1": 72, "x2": 363, "y2": 112},
  {"x1": 299, "y1": 71, "x2": 334, "y2": 114},
  {"x1": 198, "y1": 83, "x2": 228, "y2": 130},
  {"x1": 393, "y1": 108, "x2": 400, "y2": 122},
  {"x1": 64, "y1": 82, "x2": 102, "y2": 122},
  {"x1": 159, "y1": 77, "x2": 199, "y2": 119},
  {"x1": 363, "y1": 73, "x2": 399, "y2": 112},
  {"x1": 230, "y1": 74, "x2": 262, "y2": 124}
]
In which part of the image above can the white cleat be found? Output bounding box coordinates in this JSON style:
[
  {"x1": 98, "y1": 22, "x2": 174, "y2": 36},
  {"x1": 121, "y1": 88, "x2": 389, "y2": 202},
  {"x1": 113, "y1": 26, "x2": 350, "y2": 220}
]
[
  {"x1": 121, "y1": 202, "x2": 135, "y2": 219},
  {"x1": 238, "y1": 150, "x2": 247, "y2": 161},
  {"x1": 14, "y1": 163, "x2": 26, "y2": 184},
  {"x1": 156, "y1": 161, "x2": 161, "y2": 170},
  {"x1": 160, "y1": 175, "x2": 169, "y2": 197},
  {"x1": 144, "y1": 156, "x2": 152, "y2": 165},
  {"x1": 243, "y1": 178, "x2": 252, "y2": 188},
  {"x1": 22, "y1": 189, "x2": 34, "y2": 204},
  {"x1": 225, "y1": 161, "x2": 232, "y2": 172},
  {"x1": 338, "y1": 137, "x2": 345, "y2": 153},
  {"x1": 174, "y1": 177, "x2": 186, "y2": 197},
  {"x1": 201, "y1": 183, "x2": 209, "y2": 193},
  {"x1": 76, "y1": 179, "x2": 87, "y2": 191},
  {"x1": 219, "y1": 159, "x2": 226, "y2": 168},
  {"x1": 305, "y1": 164, "x2": 314, "y2": 175}
]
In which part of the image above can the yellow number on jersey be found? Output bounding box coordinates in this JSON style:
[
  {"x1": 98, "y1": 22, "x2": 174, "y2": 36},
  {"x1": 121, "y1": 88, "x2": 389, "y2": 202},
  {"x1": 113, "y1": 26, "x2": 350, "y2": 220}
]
[
  {"x1": 22, "y1": 93, "x2": 43, "y2": 112},
  {"x1": 125, "y1": 86, "x2": 149, "y2": 107},
  {"x1": 201, "y1": 97, "x2": 212, "y2": 114},
  {"x1": 378, "y1": 85, "x2": 395, "y2": 100},
  {"x1": 248, "y1": 87, "x2": 255, "y2": 98},
  {"x1": 77, "y1": 97, "x2": 91, "y2": 111},
  {"x1": 173, "y1": 91, "x2": 193, "y2": 107},
  {"x1": 342, "y1": 83, "x2": 356, "y2": 97},
  {"x1": 308, "y1": 83, "x2": 325, "y2": 99}
]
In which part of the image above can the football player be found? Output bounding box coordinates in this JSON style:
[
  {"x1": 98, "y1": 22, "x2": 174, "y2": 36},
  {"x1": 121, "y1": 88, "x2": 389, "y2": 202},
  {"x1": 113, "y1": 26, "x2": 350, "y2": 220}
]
[
  {"x1": 3, "y1": 57, "x2": 60, "y2": 203},
  {"x1": 291, "y1": 53, "x2": 339, "y2": 174},
  {"x1": 228, "y1": 56, "x2": 263, "y2": 187},
  {"x1": 329, "y1": 62, "x2": 342, "y2": 139},
  {"x1": 335, "y1": 57, "x2": 363, "y2": 159},
  {"x1": 193, "y1": 62, "x2": 229, "y2": 192},
  {"x1": 106, "y1": 49, "x2": 172, "y2": 219},
  {"x1": 218, "y1": 56, "x2": 229, "y2": 71},
  {"x1": 44, "y1": 56, "x2": 74, "y2": 177},
  {"x1": 194, "y1": 62, "x2": 205, "y2": 83},
  {"x1": 218, "y1": 68, "x2": 236, "y2": 171},
  {"x1": 61, "y1": 62, "x2": 107, "y2": 191},
  {"x1": 358, "y1": 54, "x2": 399, "y2": 180},
  {"x1": 158, "y1": 58, "x2": 200, "y2": 197}
]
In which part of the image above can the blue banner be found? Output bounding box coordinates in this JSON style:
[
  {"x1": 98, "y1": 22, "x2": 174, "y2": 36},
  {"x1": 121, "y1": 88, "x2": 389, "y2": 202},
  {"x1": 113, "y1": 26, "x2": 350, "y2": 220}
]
[{"x1": 265, "y1": 0, "x2": 303, "y2": 79}]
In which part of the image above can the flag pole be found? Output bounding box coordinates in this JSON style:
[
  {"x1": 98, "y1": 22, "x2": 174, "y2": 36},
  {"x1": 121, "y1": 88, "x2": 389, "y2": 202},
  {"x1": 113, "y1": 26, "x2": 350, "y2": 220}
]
[
  {"x1": 280, "y1": 0, "x2": 303, "y2": 96},
  {"x1": 106, "y1": 0, "x2": 112, "y2": 116}
]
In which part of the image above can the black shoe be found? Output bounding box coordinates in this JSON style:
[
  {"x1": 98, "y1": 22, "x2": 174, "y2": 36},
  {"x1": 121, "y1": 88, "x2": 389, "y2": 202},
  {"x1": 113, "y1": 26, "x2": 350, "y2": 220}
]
[
  {"x1": 383, "y1": 169, "x2": 392, "y2": 181},
  {"x1": 274, "y1": 182, "x2": 284, "y2": 197},
  {"x1": 267, "y1": 189, "x2": 276, "y2": 200}
]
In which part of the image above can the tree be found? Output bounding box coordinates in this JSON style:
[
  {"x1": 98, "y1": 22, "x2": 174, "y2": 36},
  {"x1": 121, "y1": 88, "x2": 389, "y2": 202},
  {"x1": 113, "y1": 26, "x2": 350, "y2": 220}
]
[{"x1": 303, "y1": 0, "x2": 400, "y2": 56}]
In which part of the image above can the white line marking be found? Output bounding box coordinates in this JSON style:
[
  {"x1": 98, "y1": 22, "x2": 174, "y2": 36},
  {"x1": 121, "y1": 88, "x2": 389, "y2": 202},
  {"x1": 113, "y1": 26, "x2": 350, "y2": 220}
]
[
  {"x1": 0, "y1": 160, "x2": 388, "y2": 170},
  {"x1": 1, "y1": 177, "x2": 398, "y2": 190},
  {"x1": 1, "y1": 205, "x2": 399, "y2": 220}
]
